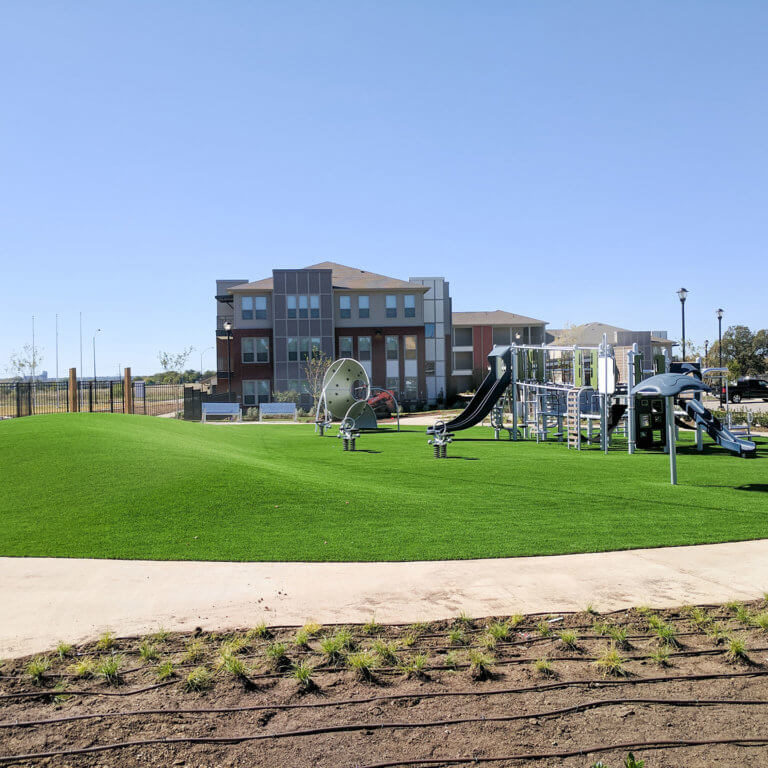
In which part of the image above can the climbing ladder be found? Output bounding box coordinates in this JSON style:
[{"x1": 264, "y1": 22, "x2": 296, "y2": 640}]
[{"x1": 566, "y1": 388, "x2": 583, "y2": 450}]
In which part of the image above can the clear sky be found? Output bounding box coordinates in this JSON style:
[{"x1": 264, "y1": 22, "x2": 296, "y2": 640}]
[{"x1": 2, "y1": 1, "x2": 766, "y2": 376}]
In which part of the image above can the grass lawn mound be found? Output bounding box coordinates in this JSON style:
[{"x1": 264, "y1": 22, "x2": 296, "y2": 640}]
[{"x1": 0, "y1": 413, "x2": 766, "y2": 562}]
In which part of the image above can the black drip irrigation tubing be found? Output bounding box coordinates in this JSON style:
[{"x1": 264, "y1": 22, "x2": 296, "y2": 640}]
[
  {"x1": 2, "y1": 714, "x2": 768, "y2": 765},
  {"x1": 355, "y1": 738, "x2": 768, "y2": 768},
  {"x1": 2, "y1": 694, "x2": 768, "y2": 731}
]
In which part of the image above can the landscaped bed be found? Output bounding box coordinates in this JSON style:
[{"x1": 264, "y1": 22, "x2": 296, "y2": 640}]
[
  {"x1": 2, "y1": 600, "x2": 768, "y2": 766},
  {"x1": 1, "y1": 413, "x2": 767, "y2": 562}
]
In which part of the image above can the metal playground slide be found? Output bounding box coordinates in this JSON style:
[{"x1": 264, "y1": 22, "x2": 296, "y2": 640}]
[{"x1": 683, "y1": 398, "x2": 756, "y2": 457}]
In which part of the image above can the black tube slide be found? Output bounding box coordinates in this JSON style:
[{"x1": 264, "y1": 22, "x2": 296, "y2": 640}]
[{"x1": 428, "y1": 346, "x2": 512, "y2": 434}]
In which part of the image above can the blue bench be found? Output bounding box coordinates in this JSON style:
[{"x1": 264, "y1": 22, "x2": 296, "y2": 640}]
[
  {"x1": 259, "y1": 402, "x2": 297, "y2": 422},
  {"x1": 201, "y1": 402, "x2": 241, "y2": 423}
]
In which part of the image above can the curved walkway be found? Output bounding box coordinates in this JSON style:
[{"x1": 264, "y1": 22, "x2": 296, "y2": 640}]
[{"x1": 2, "y1": 539, "x2": 767, "y2": 658}]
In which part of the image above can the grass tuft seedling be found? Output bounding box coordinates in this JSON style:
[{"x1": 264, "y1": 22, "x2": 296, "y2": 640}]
[
  {"x1": 400, "y1": 631, "x2": 418, "y2": 648},
  {"x1": 291, "y1": 660, "x2": 315, "y2": 690},
  {"x1": 444, "y1": 651, "x2": 459, "y2": 669},
  {"x1": 735, "y1": 604, "x2": 754, "y2": 626},
  {"x1": 96, "y1": 631, "x2": 116, "y2": 651},
  {"x1": 447, "y1": 627, "x2": 468, "y2": 646},
  {"x1": 185, "y1": 666, "x2": 213, "y2": 692},
  {"x1": 533, "y1": 658, "x2": 554, "y2": 676},
  {"x1": 218, "y1": 636, "x2": 247, "y2": 657},
  {"x1": 26, "y1": 656, "x2": 51, "y2": 684},
  {"x1": 593, "y1": 645, "x2": 628, "y2": 677},
  {"x1": 687, "y1": 606, "x2": 711, "y2": 628},
  {"x1": 508, "y1": 613, "x2": 524, "y2": 628},
  {"x1": 183, "y1": 639, "x2": 206, "y2": 664},
  {"x1": 624, "y1": 753, "x2": 645, "y2": 768},
  {"x1": 649, "y1": 646, "x2": 671, "y2": 666},
  {"x1": 97, "y1": 654, "x2": 123, "y2": 686},
  {"x1": 606, "y1": 625, "x2": 630, "y2": 649},
  {"x1": 753, "y1": 612, "x2": 768, "y2": 631},
  {"x1": 55, "y1": 642, "x2": 72, "y2": 660},
  {"x1": 584, "y1": 603, "x2": 598, "y2": 616},
  {"x1": 705, "y1": 622, "x2": 730, "y2": 645},
  {"x1": 399, "y1": 653, "x2": 429, "y2": 679},
  {"x1": 153, "y1": 627, "x2": 170, "y2": 643},
  {"x1": 725, "y1": 636, "x2": 749, "y2": 663},
  {"x1": 455, "y1": 611, "x2": 473, "y2": 627},
  {"x1": 138, "y1": 640, "x2": 160, "y2": 662},
  {"x1": 652, "y1": 622, "x2": 680, "y2": 648},
  {"x1": 69, "y1": 658, "x2": 97, "y2": 679},
  {"x1": 558, "y1": 630, "x2": 579, "y2": 650},
  {"x1": 487, "y1": 620, "x2": 511, "y2": 641},
  {"x1": 156, "y1": 660, "x2": 175, "y2": 681},
  {"x1": 536, "y1": 619, "x2": 552, "y2": 637},
  {"x1": 294, "y1": 622, "x2": 322, "y2": 647},
  {"x1": 372, "y1": 639, "x2": 399, "y2": 666},
  {"x1": 265, "y1": 642, "x2": 289, "y2": 669},
  {"x1": 246, "y1": 622, "x2": 270, "y2": 641},
  {"x1": 467, "y1": 649, "x2": 494, "y2": 680},
  {"x1": 362, "y1": 616, "x2": 383, "y2": 635},
  {"x1": 346, "y1": 650, "x2": 378, "y2": 681},
  {"x1": 219, "y1": 652, "x2": 248, "y2": 679},
  {"x1": 477, "y1": 632, "x2": 497, "y2": 650},
  {"x1": 320, "y1": 629, "x2": 354, "y2": 663}
]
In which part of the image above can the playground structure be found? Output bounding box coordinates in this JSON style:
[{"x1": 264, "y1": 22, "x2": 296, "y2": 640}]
[
  {"x1": 428, "y1": 337, "x2": 756, "y2": 479},
  {"x1": 315, "y1": 358, "x2": 400, "y2": 448}
]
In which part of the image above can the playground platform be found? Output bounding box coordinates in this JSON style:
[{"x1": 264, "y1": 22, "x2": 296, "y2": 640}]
[{"x1": 2, "y1": 539, "x2": 767, "y2": 658}]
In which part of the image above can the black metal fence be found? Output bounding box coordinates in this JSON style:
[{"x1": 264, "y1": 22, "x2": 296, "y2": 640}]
[
  {"x1": 0, "y1": 381, "x2": 184, "y2": 420},
  {"x1": 182, "y1": 386, "x2": 238, "y2": 421}
]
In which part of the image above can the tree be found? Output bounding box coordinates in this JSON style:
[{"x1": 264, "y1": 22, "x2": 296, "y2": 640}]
[
  {"x1": 673, "y1": 337, "x2": 706, "y2": 362},
  {"x1": 157, "y1": 347, "x2": 194, "y2": 383},
  {"x1": 709, "y1": 325, "x2": 768, "y2": 378},
  {"x1": 303, "y1": 349, "x2": 333, "y2": 416},
  {"x1": 7, "y1": 344, "x2": 44, "y2": 381}
]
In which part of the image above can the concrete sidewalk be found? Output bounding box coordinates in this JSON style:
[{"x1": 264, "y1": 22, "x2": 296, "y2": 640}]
[{"x1": 2, "y1": 539, "x2": 767, "y2": 658}]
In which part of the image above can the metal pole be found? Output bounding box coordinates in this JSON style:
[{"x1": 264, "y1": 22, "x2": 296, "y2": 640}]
[
  {"x1": 680, "y1": 298, "x2": 686, "y2": 360},
  {"x1": 227, "y1": 331, "x2": 232, "y2": 394},
  {"x1": 31, "y1": 315, "x2": 36, "y2": 382},
  {"x1": 79, "y1": 312, "x2": 83, "y2": 381},
  {"x1": 627, "y1": 343, "x2": 637, "y2": 455},
  {"x1": 666, "y1": 396, "x2": 677, "y2": 485},
  {"x1": 695, "y1": 356, "x2": 703, "y2": 452},
  {"x1": 93, "y1": 335, "x2": 97, "y2": 385}
]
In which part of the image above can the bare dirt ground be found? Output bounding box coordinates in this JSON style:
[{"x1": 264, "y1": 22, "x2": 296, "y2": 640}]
[{"x1": 2, "y1": 601, "x2": 768, "y2": 767}]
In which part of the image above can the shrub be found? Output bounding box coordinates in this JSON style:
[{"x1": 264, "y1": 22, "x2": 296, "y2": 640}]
[
  {"x1": 487, "y1": 621, "x2": 511, "y2": 641},
  {"x1": 399, "y1": 653, "x2": 429, "y2": 679},
  {"x1": 183, "y1": 639, "x2": 206, "y2": 664},
  {"x1": 96, "y1": 632, "x2": 116, "y2": 651},
  {"x1": 558, "y1": 630, "x2": 579, "y2": 650},
  {"x1": 56, "y1": 642, "x2": 72, "y2": 660},
  {"x1": 533, "y1": 658, "x2": 553, "y2": 676},
  {"x1": 467, "y1": 649, "x2": 494, "y2": 679},
  {"x1": 185, "y1": 666, "x2": 213, "y2": 692},
  {"x1": 292, "y1": 660, "x2": 315, "y2": 689},
  {"x1": 593, "y1": 646, "x2": 627, "y2": 677}
]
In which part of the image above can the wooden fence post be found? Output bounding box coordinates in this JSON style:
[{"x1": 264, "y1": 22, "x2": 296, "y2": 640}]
[
  {"x1": 124, "y1": 367, "x2": 133, "y2": 414},
  {"x1": 68, "y1": 368, "x2": 79, "y2": 413}
]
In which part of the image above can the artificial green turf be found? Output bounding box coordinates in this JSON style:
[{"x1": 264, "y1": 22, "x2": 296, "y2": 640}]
[{"x1": 1, "y1": 413, "x2": 766, "y2": 562}]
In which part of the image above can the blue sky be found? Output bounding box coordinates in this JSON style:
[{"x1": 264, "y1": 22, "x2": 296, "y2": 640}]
[{"x1": 2, "y1": 1, "x2": 766, "y2": 376}]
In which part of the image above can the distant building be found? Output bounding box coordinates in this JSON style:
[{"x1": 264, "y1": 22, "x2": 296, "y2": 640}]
[
  {"x1": 214, "y1": 262, "x2": 452, "y2": 407},
  {"x1": 450, "y1": 310, "x2": 548, "y2": 392}
]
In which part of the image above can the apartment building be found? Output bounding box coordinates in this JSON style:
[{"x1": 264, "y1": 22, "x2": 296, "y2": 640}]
[
  {"x1": 450, "y1": 310, "x2": 548, "y2": 393},
  {"x1": 215, "y1": 262, "x2": 451, "y2": 407}
]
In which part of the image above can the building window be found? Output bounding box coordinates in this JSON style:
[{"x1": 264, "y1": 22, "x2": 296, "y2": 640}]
[
  {"x1": 310, "y1": 295, "x2": 319, "y2": 318},
  {"x1": 299, "y1": 295, "x2": 308, "y2": 319},
  {"x1": 404, "y1": 377, "x2": 418, "y2": 398},
  {"x1": 404, "y1": 294, "x2": 416, "y2": 318},
  {"x1": 493, "y1": 327, "x2": 510, "y2": 346},
  {"x1": 453, "y1": 351, "x2": 473, "y2": 371},
  {"x1": 300, "y1": 337, "x2": 311, "y2": 361},
  {"x1": 339, "y1": 336, "x2": 353, "y2": 358},
  {"x1": 243, "y1": 380, "x2": 270, "y2": 405},
  {"x1": 425, "y1": 361, "x2": 436, "y2": 376},
  {"x1": 242, "y1": 296, "x2": 253, "y2": 320},
  {"x1": 425, "y1": 323, "x2": 435, "y2": 338},
  {"x1": 339, "y1": 295, "x2": 351, "y2": 319},
  {"x1": 386, "y1": 336, "x2": 399, "y2": 361},
  {"x1": 404, "y1": 335, "x2": 417, "y2": 360},
  {"x1": 453, "y1": 327, "x2": 473, "y2": 347},
  {"x1": 242, "y1": 337, "x2": 269, "y2": 364},
  {"x1": 385, "y1": 376, "x2": 399, "y2": 393},
  {"x1": 287, "y1": 296, "x2": 297, "y2": 319},
  {"x1": 358, "y1": 336, "x2": 372, "y2": 361},
  {"x1": 358, "y1": 295, "x2": 369, "y2": 319},
  {"x1": 254, "y1": 296, "x2": 267, "y2": 320},
  {"x1": 287, "y1": 337, "x2": 298, "y2": 362},
  {"x1": 385, "y1": 295, "x2": 397, "y2": 318}
]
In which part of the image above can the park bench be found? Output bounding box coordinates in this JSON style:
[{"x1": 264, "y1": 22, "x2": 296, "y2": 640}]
[
  {"x1": 259, "y1": 402, "x2": 298, "y2": 422},
  {"x1": 201, "y1": 402, "x2": 242, "y2": 423}
]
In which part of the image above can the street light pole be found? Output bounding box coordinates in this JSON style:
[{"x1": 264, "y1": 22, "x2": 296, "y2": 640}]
[
  {"x1": 704, "y1": 339, "x2": 709, "y2": 362},
  {"x1": 92, "y1": 329, "x2": 101, "y2": 384},
  {"x1": 200, "y1": 346, "x2": 213, "y2": 381},
  {"x1": 223, "y1": 320, "x2": 232, "y2": 394},
  {"x1": 716, "y1": 308, "x2": 724, "y2": 369},
  {"x1": 677, "y1": 288, "x2": 688, "y2": 360}
]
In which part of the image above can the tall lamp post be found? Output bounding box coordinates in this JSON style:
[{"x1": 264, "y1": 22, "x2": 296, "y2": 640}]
[
  {"x1": 92, "y1": 328, "x2": 101, "y2": 385},
  {"x1": 716, "y1": 308, "x2": 724, "y2": 369},
  {"x1": 704, "y1": 339, "x2": 709, "y2": 363},
  {"x1": 223, "y1": 320, "x2": 232, "y2": 394},
  {"x1": 677, "y1": 288, "x2": 688, "y2": 360}
]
